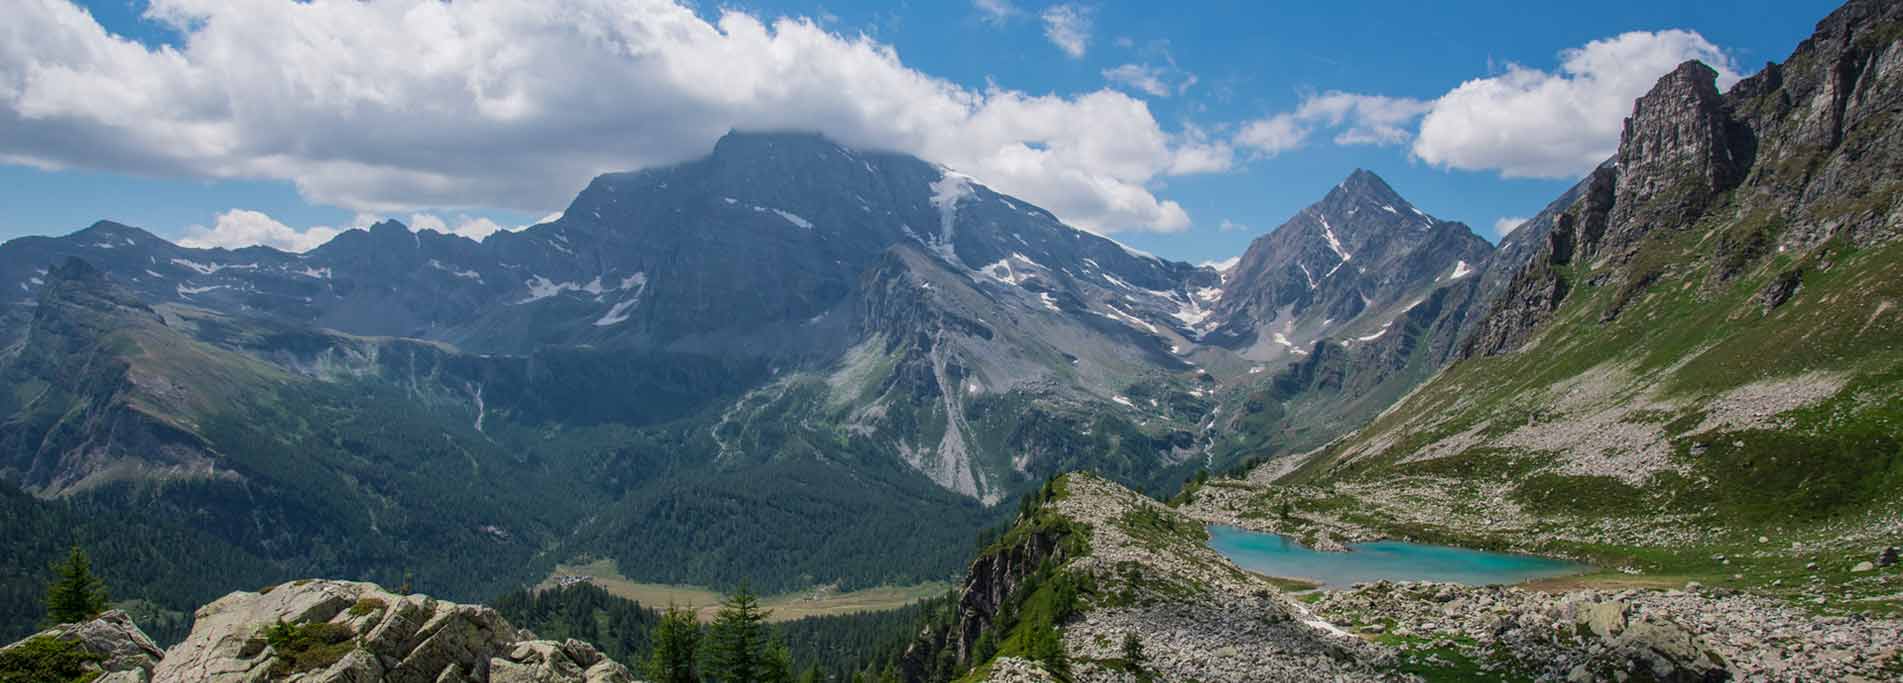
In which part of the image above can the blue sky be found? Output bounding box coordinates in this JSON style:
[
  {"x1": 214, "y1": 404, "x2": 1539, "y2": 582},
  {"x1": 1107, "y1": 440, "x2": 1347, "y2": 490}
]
[{"x1": 0, "y1": 0, "x2": 1840, "y2": 264}]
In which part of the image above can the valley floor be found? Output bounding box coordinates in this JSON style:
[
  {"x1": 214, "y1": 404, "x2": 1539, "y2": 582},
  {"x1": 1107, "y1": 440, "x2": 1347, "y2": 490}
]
[{"x1": 536, "y1": 558, "x2": 947, "y2": 622}]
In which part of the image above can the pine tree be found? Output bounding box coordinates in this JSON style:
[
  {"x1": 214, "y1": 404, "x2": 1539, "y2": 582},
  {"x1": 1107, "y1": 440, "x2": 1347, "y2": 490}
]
[
  {"x1": 760, "y1": 636, "x2": 795, "y2": 683},
  {"x1": 43, "y1": 546, "x2": 108, "y2": 625},
  {"x1": 1122, "y1": 632, "x2": 1150, "y2": 682},
  {"x1": 706, "y1": 582, "x2": 771, "y2": 682},
  {"x1": 644, "y1": 605, "x2": 702, "y2": 683}
]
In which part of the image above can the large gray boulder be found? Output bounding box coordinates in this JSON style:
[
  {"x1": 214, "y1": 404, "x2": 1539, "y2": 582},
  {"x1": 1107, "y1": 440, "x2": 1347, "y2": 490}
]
[
  {"x1": 0, "y1": 609, "x2": 165, "y2": 683},
  {"x1": 150, "y1": 579, "x2": 637, "y2": 683}
]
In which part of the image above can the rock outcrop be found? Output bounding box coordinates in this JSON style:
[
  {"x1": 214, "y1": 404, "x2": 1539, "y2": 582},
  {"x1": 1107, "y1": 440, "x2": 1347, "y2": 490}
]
[
  {"x1": 0, "y1": 609, "x2": 165, "y2": 683},
  {"x1": 150, "y1": 579, "x2": 635, "y2": 683}
]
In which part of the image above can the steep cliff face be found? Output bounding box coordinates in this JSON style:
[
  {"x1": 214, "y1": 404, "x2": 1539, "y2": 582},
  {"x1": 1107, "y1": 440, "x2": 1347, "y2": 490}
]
[{"x1": 1465, "y1": 0, "x2": 1903, "y2": 359}]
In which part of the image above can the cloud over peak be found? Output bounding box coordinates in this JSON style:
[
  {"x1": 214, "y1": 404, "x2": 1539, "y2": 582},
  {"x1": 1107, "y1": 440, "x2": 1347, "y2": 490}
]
[
  {"x1": 1231, "y1": 29, "x2": 1740, "y2": 179},
  {"x1": 1, "y1": 0, "x2": 1220, "y2": 235}
]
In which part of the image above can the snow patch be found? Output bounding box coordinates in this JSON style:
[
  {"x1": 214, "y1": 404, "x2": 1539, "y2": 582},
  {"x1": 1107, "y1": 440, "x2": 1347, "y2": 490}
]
[
  {"x1": 170, "y1": 258, "x2": 255, "y2": 275},
  {"x1": 1317, "y1": 215, "x2": 1353, "y2": 262},
  {"x1": 176, "y1": 283, "x2": 227, "y2": 296},
  {"x1": 1449, "y1": 260, "x2": 1473, "y2": 280},
  {"x1": 1038, "y1": 292, "x2": 1061, "y2": 312},
  {"x1": 771, "y1": 209, "x2": 814, "y2": 229}
]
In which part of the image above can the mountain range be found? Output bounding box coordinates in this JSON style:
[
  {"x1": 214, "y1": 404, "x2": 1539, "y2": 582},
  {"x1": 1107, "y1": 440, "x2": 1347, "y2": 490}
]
[{"x1": 1, "y1": 3, "x2": 1900, "y2": 680}]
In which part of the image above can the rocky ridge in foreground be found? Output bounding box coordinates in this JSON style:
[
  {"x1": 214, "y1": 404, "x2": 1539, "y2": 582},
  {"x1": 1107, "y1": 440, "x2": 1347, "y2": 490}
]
[
  {"x1": 0, "y1": 579, "x2": 635, "y2": 683},
  {"x1": 150, "y1": 579, "x2": 635, "y2": 683}
]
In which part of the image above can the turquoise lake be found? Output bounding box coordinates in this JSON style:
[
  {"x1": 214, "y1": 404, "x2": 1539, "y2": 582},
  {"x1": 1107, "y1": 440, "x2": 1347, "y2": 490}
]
[{"x1": 1206, "y1": 525, "x2": 1588, "y2": 588}]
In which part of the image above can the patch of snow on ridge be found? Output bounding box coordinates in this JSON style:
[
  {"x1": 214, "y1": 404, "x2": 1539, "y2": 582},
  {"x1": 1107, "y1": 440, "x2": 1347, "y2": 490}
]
[
  {"x1": 595, "y1": 298, "x2": 639, "y2": 326},
  {"x1": 517, "y1": 275, "x2": 587, "y2": 303},
  {"x1": 1112, "y1": 395, "x2": 1135, "y2": 408},
  {"x1": 1449, "y1": 260, "x2": 1473, "y2": 280},
  {"x1": 1273, "y1": 332, "x2": 1310, "y2": 356},
  {"x1": 1317, "y1": 214, "x2": 1352, "y2": 262},
  {"x1": 620, "y1": 272, "x2": 648, "y2": 290},
  {"x1": 170, "y1": 258, "x2": 256, "y2": 275},
  {"x1": 1097, "y1": 305, "x2": 1159, "y2": 334},
  {"x1": 176, "y1": 283, "x2": 226, "y2": 296},
  {"x1": 772, "y1": 209, "x2": 814, "y2": 229}
]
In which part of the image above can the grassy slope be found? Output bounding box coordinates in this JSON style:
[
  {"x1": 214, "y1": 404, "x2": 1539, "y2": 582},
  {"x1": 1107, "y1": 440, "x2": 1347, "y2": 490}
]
[{"x1": 1253, "y1": 189, "x2": 1903, "y2": 610}]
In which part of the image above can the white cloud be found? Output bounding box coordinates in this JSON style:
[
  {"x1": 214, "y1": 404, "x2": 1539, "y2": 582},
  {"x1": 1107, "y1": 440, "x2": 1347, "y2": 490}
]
[
  {"x1": 1103, "y1": 64, "x2": 1170, "y2": 97},
  {"x1": 1200, "y1": 256, "x2": 1239, "y2": 272},
  {"x1": 407, "y1": 213, "x2": 512, "y2": 241},
  {"x1": 1492, "y1": 216, "x2": 1528, "y2": 238},
  {"x1": 1218, "y1": 219, "x2": 1247, "y2": 232},
  {"x1": 1413, "y1": 30, "x2": 1741, "y2": 179},
  {"x1": 1041, "y1": 4, "x2": 1093, "y2": 59},
  {"x1": 0, "y1": 0, "x2": 1220, "y2": 235},
  {"x1": 176, "y1": 210, "x2": 353, "y2": 253},
  {"x1": 973, "y1": 0, "x2": 1018, "y2": 25},
  {"x1": 1235, "y1": 92, "x2": 1431, "y2": 157}
]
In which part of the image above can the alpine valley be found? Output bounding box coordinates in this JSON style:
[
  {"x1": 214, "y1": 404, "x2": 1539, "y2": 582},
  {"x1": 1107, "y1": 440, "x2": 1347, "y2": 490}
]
[{"x1": 2, "y1": 0, "x2": 1902, "y2": 682}]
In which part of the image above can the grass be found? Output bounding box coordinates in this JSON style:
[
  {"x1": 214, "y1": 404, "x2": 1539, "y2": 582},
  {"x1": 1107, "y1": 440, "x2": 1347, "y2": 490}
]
[{"x1": 537, "y1": 558, "x2": 948, "y2": 623}]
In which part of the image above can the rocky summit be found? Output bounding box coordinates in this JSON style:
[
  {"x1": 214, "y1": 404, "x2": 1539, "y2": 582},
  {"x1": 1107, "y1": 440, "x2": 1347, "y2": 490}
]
[
  {"x1": 0, "y1": 610, "x2": 165, "y2": 683},
  {"x1": 150, "y1": 579, "x2": 633, "y2": 683}
]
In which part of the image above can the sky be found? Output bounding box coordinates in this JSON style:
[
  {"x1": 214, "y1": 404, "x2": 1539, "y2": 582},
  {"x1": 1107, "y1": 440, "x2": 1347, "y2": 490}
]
[{"x1": 0, "y1": 0, "x2": 1842, "y2": 264}]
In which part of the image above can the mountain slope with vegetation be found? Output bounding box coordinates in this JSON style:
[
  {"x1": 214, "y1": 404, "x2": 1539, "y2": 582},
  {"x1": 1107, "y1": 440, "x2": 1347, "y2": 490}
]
[{"x1": 1212, "y1": 0, "x2": 1903, "y2": 616}]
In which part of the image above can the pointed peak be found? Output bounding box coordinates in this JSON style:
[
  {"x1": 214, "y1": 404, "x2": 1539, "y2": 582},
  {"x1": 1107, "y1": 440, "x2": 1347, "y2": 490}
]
[{"x1": 1327, "y1": 168, "x2": 1411, "y2": 211}]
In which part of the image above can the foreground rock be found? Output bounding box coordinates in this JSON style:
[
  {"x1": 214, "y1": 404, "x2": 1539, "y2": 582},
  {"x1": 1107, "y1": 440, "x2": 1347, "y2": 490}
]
[
  {"x1": 0, "y1": 609, "x2": 164, "y2": 682},
  {"x1": 1311, "y1": 580, "x2": 1903, "y2": 682},
  {"x1": 151, "y1": 579, "x2": 635, "y2": 683}
]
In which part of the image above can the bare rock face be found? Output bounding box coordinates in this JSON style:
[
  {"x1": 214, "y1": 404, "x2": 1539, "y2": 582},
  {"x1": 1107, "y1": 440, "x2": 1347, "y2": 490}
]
[
  {"x1": 1606, "y1": 61, "x2": 1752, "y2": 260},
  {"x1": 150, "y1": 579, "x2": 635, "y2": 683},
  {"x1": 1, "y1": 609, "x2": 165, "y2": 683}
]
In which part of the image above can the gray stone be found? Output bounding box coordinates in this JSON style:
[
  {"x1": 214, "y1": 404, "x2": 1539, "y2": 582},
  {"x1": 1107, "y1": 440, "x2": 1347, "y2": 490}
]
[
  {"x1": 1, "y1": 610, "x2": 164, "y2": 683},
  {"x1": 150, "y1": 579, "x2": 634, "y2": 683}
]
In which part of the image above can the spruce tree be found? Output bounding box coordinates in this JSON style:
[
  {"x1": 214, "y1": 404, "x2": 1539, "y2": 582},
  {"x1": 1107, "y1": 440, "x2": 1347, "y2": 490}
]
[
  {"x1": 43, "y1": 546, "x2": 108, "y2": 625},
  {"x1": 644, "y1": 605, "x2": 702, "y2": 683},
  {"x1": 706, "y1": 582, "x2": 771, "y2": 682}
]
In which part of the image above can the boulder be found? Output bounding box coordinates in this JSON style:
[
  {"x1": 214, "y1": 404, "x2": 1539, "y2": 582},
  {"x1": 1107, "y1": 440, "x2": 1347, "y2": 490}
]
[
  {"x1": 1853, "y1": 561, "x2": 1875, "y2": 573},
  {"x1": 1612, "y1": 614, "x2": 1730, "y2": 682},
  {"x1": 0, "y1": 609, "x2": 164, "y2": 682},
  {"x1": 150, "y1": 579, "x2": 636, "y2": 683}
]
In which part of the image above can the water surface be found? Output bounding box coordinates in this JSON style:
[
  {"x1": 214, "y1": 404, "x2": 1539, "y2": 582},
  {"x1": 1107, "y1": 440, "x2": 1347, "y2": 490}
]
[{"x1": 1206, "y1": 525, "x2": 1587, "y2": 588}]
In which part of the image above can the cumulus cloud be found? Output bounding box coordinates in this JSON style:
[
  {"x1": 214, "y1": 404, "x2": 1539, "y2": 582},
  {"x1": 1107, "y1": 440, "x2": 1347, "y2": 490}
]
[
  {"x1": 177, "y1": 210, "x2": 351, "y2": 253},
  {"x1": 1492, "y1": 216, "x2": 1528, "y2": 239},
  {"x1": 1041, "y1": 4, "x2": 1093, "y2": 58},
  {"x1": 1413, "y1": 30, "x2": 1741, "y2": 178},
  {"x1": 1235, "y1": 92, "x2": 1429, "y2": 157},
  {"x1": 1218, "y1": 219, "x2": 1248, "y2": 232},
  {"x1": 0, "y1": 0, "x2": 1219, "y2": 235}
]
